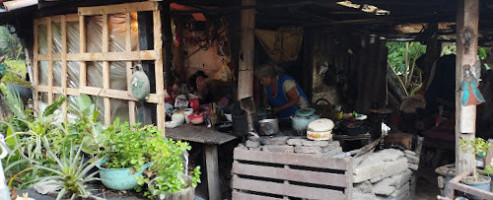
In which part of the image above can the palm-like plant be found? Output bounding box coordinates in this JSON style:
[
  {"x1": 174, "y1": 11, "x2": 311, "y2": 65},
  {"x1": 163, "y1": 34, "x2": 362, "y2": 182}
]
[{"x1": 34, "y1": 137, "x2": 101, "y2": 200}]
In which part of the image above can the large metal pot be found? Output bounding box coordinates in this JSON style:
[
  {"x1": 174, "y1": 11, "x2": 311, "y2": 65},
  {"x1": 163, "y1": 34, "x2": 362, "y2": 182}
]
[{"x1": 258, "y1": 119, "x2": 279, "y2": 135}]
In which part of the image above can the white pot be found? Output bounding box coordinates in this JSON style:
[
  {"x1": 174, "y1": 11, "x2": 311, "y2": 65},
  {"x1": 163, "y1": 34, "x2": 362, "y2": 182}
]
[{"x1": 171, "y1": 112, "x2": 185, "y2": 125}]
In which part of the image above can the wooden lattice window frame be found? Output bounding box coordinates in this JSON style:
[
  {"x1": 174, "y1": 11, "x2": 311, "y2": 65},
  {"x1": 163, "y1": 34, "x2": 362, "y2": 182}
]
[{"x1": 33, "y1": 1, "x2": 166, "y2": 132}]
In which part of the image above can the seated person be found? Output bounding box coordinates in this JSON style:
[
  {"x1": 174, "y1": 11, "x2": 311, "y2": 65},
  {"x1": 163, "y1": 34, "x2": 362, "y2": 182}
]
[{"x1": 255, "y1": 64, "x2": 310, "y2": 119}]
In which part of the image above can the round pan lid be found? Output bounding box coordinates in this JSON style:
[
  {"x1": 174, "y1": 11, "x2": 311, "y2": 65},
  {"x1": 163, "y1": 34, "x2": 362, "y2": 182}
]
[
  {"x1": 307, "y1": 118, "x2": 335, "y2": 132},
  {"x1": 295, "y1": 108, "x2": 316, "y2": 117}
]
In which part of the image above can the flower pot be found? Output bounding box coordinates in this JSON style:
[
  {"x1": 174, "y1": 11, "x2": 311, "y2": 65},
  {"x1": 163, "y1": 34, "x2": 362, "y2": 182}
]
[
  {"x1": 97, "y1": 160, "x2": 151, "y2": 190},
  {"x1": 460, "y1": 175, "x2": 491, "y2": 199},
  {"x1": 148, "y1": 176, "x2": 195, "y2": 200},
  {"x1": 6, "y1": 83, "x2": 32, "y2": 103}
]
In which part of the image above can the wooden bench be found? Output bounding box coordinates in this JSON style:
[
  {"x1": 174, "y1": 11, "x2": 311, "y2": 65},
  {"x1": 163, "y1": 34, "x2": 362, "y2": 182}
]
[{"x1": 231, "y1": 147, "x2": 353, "y2": 200}]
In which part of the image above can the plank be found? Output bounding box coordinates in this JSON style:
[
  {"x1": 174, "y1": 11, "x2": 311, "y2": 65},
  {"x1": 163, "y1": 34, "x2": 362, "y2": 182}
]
[
  {"x1": 153, "y1": 9, "x2": 165, "y2": 133},
  {"x1": 455, "y1": 0, "x2": 480, "y2": 174},
  {"x1": 61, "y1": 15, "x2": 68, "y2": 120},
  {"x1": 165, "y1": 125, "x2": 238, "y2": 145},
  {"x1": 51, "y1": 14, "x2": 78, "y2": 23},
  {"x1": 64, "y1": 51, "x2": 158, "y2": 61},
  {"x1": 205, "y1": 145, "x2": 221, "y2": 200},
  {"x1": 41, "y1": 51, "x2": 158, "y2": 61},
  {"x1": 102, "y1": 14, "x2": 111, "y2": 125},
  {"x1": 79, "y1": 15, "x2": 87, "y2": 87},
  {"x1": 78, "y1": 1, "x2": 159, "y2": 16},
  {"x1": 232, "y1": 161, "x2": 348, "y2": 187},
  {"x1": 232, "y1": 176, "x2": 346, "y2": 200},
  {"x1": 125, "y1": 12, "x2": 136, "y2": 125},
  {"x1": 47, "y1": 17, "x2": 53, "y2": 104},
  {"x1": 237, "y1": 0, "x2": 256, "y2": 100},
  {"x1": 33, "y1": 18, "x2": 39, "y2": 110},
  {"x1": 233, "y1": 147, "x2": 350, "y2": 170},
  {"x1": 79, "y1": 87, "x2": 159, "y2": 103},
  {"x1": 232, "y1": 190, "x2": 282, "y2": 200}
]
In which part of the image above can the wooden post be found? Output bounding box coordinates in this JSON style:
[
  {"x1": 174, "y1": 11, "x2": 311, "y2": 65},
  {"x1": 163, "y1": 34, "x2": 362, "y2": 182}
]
[
  {"x1": 125, "y1": 13, "x2": 136, "y2": 125},
  {"x1": 237, "y1": 0, "x2": 255, "y2": 100},
  {"x1": 455, "y1": 0, "x2": 479, "y2": 174}
]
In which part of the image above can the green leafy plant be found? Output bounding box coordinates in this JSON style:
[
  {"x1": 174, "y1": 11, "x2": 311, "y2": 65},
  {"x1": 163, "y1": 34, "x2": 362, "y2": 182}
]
[
  {"x1": 136, "y1": 137, "x2": 201, "y2": 199},
  {"x1": 460, "y1": 137, "x2": 491, "y2": 181},
  {"x1": 387, "y1": 41, "x2": 426, "y2": 96},
  {"x1": 484, "y1": 165, "x2": 493, "y2": 176},
  {"x1": 0, "y1": 71, "x2": 30, "y2": 87},
  {"x1": 34, "y1": 137, "x2": 101, "y2": 200},
  {"x1": 98, "y1": 120, "x2": 156, "y2": 170}
]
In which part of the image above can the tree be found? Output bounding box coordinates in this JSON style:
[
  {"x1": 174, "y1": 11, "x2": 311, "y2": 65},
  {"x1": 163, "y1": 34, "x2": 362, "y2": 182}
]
[{"x1": 0, "y1": 26, "x2": 23, "y2": 60}]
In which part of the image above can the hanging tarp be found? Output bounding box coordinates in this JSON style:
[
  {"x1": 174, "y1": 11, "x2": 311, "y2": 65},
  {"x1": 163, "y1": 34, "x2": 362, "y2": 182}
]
[{"x1": 255, "y1": 27, "x2": 303, "y2": 63}]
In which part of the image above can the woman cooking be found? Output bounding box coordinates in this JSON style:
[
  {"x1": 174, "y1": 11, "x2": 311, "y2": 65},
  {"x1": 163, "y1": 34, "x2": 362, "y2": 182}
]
[{"x1": 255, "y1": 64, "x2": 310, "y2": 119}]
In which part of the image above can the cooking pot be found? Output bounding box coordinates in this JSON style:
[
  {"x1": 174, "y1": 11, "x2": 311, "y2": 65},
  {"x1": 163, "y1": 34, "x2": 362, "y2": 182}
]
[
  {"x1": 258, "y1": 119, "x2": 279, "y2": 136},
  {"x1": 291, "y1": 108, "x2": 319, "y2": 133},
  {"x1": 307, "y1": 118, "x2": 334, "y2": 141}
]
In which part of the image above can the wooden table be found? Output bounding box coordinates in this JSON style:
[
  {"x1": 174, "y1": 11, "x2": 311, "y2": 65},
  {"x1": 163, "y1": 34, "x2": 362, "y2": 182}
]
[{"x1": 166, "y1": 125, "x2": 238, "y2": 200}]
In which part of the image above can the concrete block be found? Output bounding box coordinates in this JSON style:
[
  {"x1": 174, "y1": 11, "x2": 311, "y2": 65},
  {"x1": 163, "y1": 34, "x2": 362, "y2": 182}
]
[
  {"x1": 262, "y1": 145, "x2": 294, "y2": 153},
  {"x1": 322, "y1": 147, "x2": 343, "y2": 157},
  {"x1": 393, "y1": 169, "x2": 412, "y2": 188},
  {"x1": 260, "y1": 136, "x2": 289, "y2": 145},
  {"x1": 302, "y1": 140, "x2": 330, "y2": 147},
  {"x1": 287, "y1": 138, "x2": 306, "y2": 146},
  {"x1": 321, "y1": 141, "x2": 341, "y2": 151},
  {"x1": 294, "y1": 146, "x2": 323, "y2": 154},
  {"x1": 353, "y1": 191, "x2": 378, "y2": 200},
  {"x1": 354, "y1": 156, "x2": 409, "y2": 183},
  {"x1": 355, "y1": 180, "x2": 373, "y2": 193},
  {"x1": 372, "y1": 178, "x2": 395, "y2": 196},
  {"x1": 245, "y1": 140, "x2": 260, "y2": 148},
  {"x1": 390, "y1": 183, "x2": 410, "y2": 197}
]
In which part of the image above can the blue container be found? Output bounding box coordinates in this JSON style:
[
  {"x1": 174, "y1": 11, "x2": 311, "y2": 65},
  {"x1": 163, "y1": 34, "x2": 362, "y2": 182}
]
[
  {"x1": 461, "y1": 175, "x2": 491, "y2": 199},
  {"x1": 98, "y1": 160, "x2": 151, "y2": 190}
]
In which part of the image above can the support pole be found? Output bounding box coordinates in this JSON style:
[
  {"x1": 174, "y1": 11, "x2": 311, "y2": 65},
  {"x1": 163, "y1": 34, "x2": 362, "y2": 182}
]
[
  {"x1": 455, "y1": 0, "x2": 479, "y2": 174},
  {"x1": 237, "y1": 0, "x2": 255, "y2": 100}
]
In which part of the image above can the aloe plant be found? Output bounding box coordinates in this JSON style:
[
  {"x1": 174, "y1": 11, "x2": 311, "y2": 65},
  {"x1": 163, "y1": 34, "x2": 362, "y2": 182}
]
[{"x1": 34, "y1": 137, "x2": 101, "y2": 200}]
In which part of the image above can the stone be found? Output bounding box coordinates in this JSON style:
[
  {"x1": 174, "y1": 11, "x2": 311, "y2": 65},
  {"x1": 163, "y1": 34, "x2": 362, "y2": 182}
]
[
  {"x1": 262, "y1": 145, "x2": 294, "y2": 153},
  {"x1": 245, "y1": 140, "x2": 260, "y2": 148},
  {"x1": 353, "y1": 153, "x2": 409, "y2": 183},
  {"x1": 260, "y1": 136, "x2": 289, "y2": 145},
  {"x1": 322, "y1": 147, "x2": 343, "y2": 157},
  {"x1": 404, "y1": 150, "x2": 416, "y2": 156},
  {"x1": 301, "y1": 140, "x2": 330, "y2": 147},
  {"x1": 353, "y1": 191, "x2": 378, "y2": 200},
  {"x1": 355, "y1": 180, "x2": 373, "y2": 193},
  {"x1": 322, "y1": 141, "x2": 341, "y2": 152},
  {"x1": 372, "y1": 178, "x2": 396, "y2": 196},
  {"x1": 248, "y1": 147, "x2": 262, "y2": 151},
  {"x1": 392, "y1": 169, "x2": 412, "y2": 188},
  {"x1": 287, "y1": 138, "x2": 306, "y2": 146},
  {"x1": 390, "y1": 183, "x2": 410, "y2": 197},
  {"x1": 294, "y1": 146, "x2": 323, "y2": 154}
]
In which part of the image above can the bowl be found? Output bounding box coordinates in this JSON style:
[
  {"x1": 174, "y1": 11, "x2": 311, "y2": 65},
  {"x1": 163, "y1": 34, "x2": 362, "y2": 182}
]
[{"x1": 188, "y1": 113, "x2": 204, "y2": 125}]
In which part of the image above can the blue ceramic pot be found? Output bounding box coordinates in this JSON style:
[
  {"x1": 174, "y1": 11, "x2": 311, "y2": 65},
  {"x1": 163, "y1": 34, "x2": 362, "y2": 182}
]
[
  {"x1": 98, "y1": 159, "x2": 151, "y2": 190},
  {"x1": 461, "y1": 175, "x2": 491, "y2": 199}
]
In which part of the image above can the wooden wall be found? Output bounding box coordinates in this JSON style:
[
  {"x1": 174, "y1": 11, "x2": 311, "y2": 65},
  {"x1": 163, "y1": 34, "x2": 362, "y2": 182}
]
[{"x1": 310, "y1": 30, "x2": 388, "y2": 113}]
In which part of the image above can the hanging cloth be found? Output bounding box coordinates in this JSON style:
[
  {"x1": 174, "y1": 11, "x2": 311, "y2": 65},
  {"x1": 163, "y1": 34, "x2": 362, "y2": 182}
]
[{"x1": 255, "y1": 27, "x2": 303, "y2": 63}]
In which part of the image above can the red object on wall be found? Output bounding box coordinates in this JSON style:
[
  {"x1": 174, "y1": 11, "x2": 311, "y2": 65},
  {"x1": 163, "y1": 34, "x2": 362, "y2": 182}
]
[{"x1": 189, "y1": 98, "x2": 199, "y2": 112}]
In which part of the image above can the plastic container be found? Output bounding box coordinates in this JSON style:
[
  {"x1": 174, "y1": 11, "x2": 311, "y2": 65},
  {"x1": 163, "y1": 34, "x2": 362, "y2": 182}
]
[{"x1": 183, "y1": 108, "x2": 194, "y2": 124}]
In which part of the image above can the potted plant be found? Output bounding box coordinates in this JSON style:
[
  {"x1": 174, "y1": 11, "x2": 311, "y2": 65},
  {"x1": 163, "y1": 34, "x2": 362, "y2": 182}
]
[
  {"x1": 33, "y1": 137, "x2": 102, "y2": 200},
  {"x1": 136, "y1": 137, "x2": 201, "y2": 200},
  {"x1": 459, "y1": 137, "x2": 491, "y2": 193},
  {"x1": 0, "y1": 71, "x2": 31, "y2": 103},
  {"x1": 96, "y1": 120, "x2": 156, "y2": 190}
]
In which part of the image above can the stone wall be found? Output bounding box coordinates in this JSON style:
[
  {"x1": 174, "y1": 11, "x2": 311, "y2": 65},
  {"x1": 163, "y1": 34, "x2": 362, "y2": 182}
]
[
  {"x1": 243, "y1": 136, "x2": 343, "y2": 156},
  {"x1": 352, "y1": 149, "x2": 417, "y2": 200}
]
